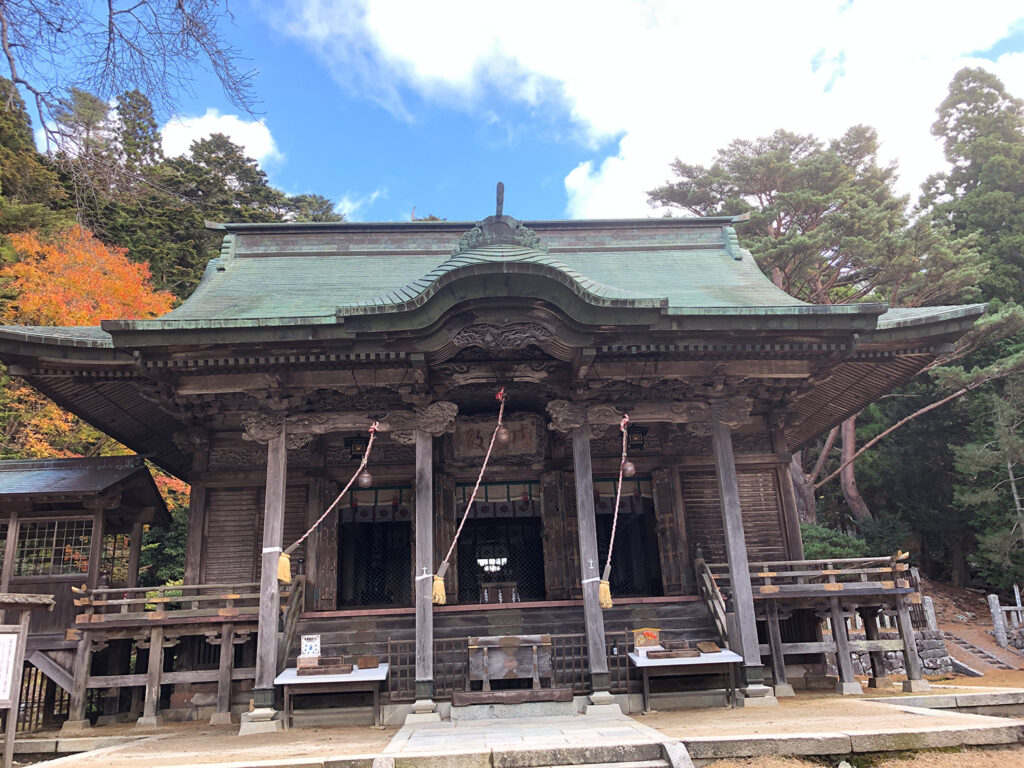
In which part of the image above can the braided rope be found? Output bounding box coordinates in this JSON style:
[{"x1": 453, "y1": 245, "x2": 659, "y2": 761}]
[
  {"x1": 441, "y1": 387, "x2": 506, "y2": 568},
  {"x1": 285, "y1": 421, "x2": 379, "y2": 556},
  {"x1": 602, "y1": 414, "x2": 629, "y2": 581}
]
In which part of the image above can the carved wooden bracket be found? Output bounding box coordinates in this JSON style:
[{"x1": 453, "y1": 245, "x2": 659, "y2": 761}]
[
  {"x1": 546, "y1": 396, "x2": 753, "y2": 432},
  {"x1": 240, "y1": 403, "x2": 458, "y2": 446},
  {"x1": 389, "y1": 401, "x2": 459, "y2": 445},
  {"x1": 172, "y1": 426, "x2": 210, "y2": 454}
]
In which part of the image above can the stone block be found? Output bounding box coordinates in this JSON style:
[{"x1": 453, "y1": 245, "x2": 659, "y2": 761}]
[
  {"x1": 835, "y1": 681, "x2": 864, "y2": 696},
  {"x1": 902, "y1": 679, "x2": 932, "y2": 693},
  {"x1": 684, "y1": 733, "x2": 852, "y2": 760},
  {"x1": 492, "y1": 743, "x2": 663, "y2": 768},
  {"x1": 133, "y1": 715, "x2": 163, "y2": 729},
  {"x1": 56, "y1": 736, "x2": 137, "y2": 753},
  {"x1": 955, "y1": 691, "x2": 1024, "y2": 707},
  {"x1": 403, "y1": 712, "x2": 442, "y2": 724},
  {"x1": 737, "y1": 694, "x2": 778, "y2": 707},
  {"x1": 13, "y1": 738, "x2": 56, "y2": 754},
  {"x1": 850, "y1": 724, "x2": 1022, "y2": 752},
  {"x1": 661, "y1": 740, "x2": 695, "y2": 768},
  {"x1": 773, "y1": 683, "x2": 796, "y2": 698},
  {"x1": 450, "y1": 700, "x2": 576, "y2": 720},
  {"x1": 209, "y1": 711, "x2": 234, "y2": 725},
  {"x1": 60, "y1": 719, "x2": 91, "y2": 733},
  {"x1": 325, "y1": 757, "x2": 378, "y2": 768},
  {"x1": 867, "y1": 677, "x2": 894, "y2": 689}
]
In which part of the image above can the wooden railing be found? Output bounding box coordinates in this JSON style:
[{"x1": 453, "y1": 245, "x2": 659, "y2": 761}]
[
  {"x1": 72, "y1": 581, "x2": 265, "y2": 625},
  {"x1": 65, "y1": 580, "x2": 304, "y2": 725},
  {"x1": 704, "y1": 553, "x2": 915, "y2": 601},
  {"x1": 278, "y1": 576, "x2": 306, "y2": 672},
  {"x1": 695, "y1": 556, "x2": 729, "y2": 645}
]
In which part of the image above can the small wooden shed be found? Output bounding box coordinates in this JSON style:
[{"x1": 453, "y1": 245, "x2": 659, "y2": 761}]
[{"x1": 0, "y1": 456, "x2": 169, "y2": 646}]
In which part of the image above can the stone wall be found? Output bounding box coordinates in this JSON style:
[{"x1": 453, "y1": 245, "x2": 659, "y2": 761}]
[{"x1": 827, "y1": 629, "x2": 955, "y2": 678}]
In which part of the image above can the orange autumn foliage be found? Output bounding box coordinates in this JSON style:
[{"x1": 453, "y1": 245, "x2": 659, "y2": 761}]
[
  {"x1": 0, "y1": 227, "x2": 173, "y2": 461},
  {"x1": 1, "y1": 226, "x2": 174, "y2": 325}
]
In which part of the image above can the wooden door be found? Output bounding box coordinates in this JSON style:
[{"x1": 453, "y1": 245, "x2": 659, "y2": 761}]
[
  {"x1": 433, "y1": 473, "x2": 458, "y2": 604},
  {"x1": 652, "y1": 467, "x2": 689, "y2": 595},
  {"x1": 540, "y1": 471, "x2": 569, "y2": 599},
  {"x1": 561, "y1": 472, "x2": 582, "y2": 599},
  {"x1": 308, "y1": 478, "x2": 339, "y2": 611}
]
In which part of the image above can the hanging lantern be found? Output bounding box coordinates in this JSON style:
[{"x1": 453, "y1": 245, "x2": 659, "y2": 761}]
[
  {"x1": 622, "y1": 460, "x2": 637, "y2": 478},
  {"x1": 344, "y1": 435, "x2": 368, "y2": 460},
  {"x1": 495, "y1": 425, "x2": 511, "y2": 446},
  {"x1": 627, "y1": 426, "x2": 648, "y2": 452},
  {"x1": 356, "y1": 469, "x2": 374, "y2": 488}
]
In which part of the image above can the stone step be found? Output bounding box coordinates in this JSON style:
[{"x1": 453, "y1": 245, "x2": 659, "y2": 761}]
[
  {"x1": 490, "y1": 742, "x2": 667, "y2": 768},
  {"x1": 943, "y1": 631, "x2": 1016, "y2": 670}
]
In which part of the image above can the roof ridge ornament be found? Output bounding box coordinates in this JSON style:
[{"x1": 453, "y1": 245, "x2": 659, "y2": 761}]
[{"x1": 451, "y1": 182, "x2": 549, "y2": 256}]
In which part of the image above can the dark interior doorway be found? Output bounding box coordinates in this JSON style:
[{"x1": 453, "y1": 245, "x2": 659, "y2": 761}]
[
  {"x1": 595, "y1": 477, "x2": 663, "y2": 597},
  {"x1": 455, "y1": 482, "x2": 546, "y2": 604},
  {"x1": 337, "y1": 487, "x2": 412, "y2": 608}
]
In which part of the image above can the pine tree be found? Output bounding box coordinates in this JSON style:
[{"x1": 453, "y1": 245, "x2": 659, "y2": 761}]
[{"x1": 114, "y1": 90, "x2": 163, "y2": 177}]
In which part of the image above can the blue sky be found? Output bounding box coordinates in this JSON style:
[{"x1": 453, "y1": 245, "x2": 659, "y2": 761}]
[{"x1": 151, "y1": 2, "x2": 1024, "y2": 222}]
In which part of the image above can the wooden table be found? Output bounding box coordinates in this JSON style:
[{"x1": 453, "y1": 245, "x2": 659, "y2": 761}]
[
  {"x1": 627, "y1": 649, "x2": 742, "y2": 712},
  {"x1": 274, "y1": 663, "x2": 389, "y2": 728}
]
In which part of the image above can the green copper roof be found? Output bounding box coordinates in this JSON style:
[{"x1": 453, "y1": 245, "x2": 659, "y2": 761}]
[{"x1": 105, "y1": 216, "x2": 891, "y2": 333}]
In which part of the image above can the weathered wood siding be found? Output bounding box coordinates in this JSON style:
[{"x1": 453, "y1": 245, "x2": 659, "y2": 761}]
[
  {"x1": 651, "y1": 467, "x2": 688, "y2": 595},
  {"x1": 203, "y1": 487, "x2": 260, "y2": 583},
  {"x1": 203, "y1": 484, "x2": 308, "y2": 583},
  {"x1": 680, "y1": 468, "x2": 788, "y2": 564}
]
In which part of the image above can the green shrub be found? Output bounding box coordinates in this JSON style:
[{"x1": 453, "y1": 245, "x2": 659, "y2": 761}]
[{"x1": 800, "y1": 522, "x2": 870, "y2": 560}]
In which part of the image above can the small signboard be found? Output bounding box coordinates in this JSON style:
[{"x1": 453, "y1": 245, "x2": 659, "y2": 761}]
[
  {"x1": 0, "y1": 633, "x2": 17, "y2": 704},
  {"x1": 300, "y1": 634, "x2": 321, "y2": 658}
]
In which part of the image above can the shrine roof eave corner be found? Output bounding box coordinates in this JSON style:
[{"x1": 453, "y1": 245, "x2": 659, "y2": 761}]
[{"x1": 0, "y1": 455, "x2": 170, "y2": 526}]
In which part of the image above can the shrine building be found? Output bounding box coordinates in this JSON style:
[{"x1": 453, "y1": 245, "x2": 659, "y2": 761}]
[{"x1": 0, "y1": 205, "x2": 985, "y2": 728}]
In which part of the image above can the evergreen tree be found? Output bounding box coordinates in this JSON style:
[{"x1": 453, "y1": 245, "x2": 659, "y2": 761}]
[
  {"x1": 922, "y1": 67, "x2": 1024, "y2": 303},
  {"x1": 286, "y1": 193, "x2": 344, "y2": 222},
  {"x1": 0, "y1": 79, "x2": 72, "y2": 255},
  {"x1": 114, "y1": 90, "x2": 164, "y2": 177},
  {"x1": 649, "y1": 125, "x2": 985, "y2": 528}
]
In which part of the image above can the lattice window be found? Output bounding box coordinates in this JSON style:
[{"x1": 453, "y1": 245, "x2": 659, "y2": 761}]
[
  {"x1": 100, "y1": 533, "x2": 132, "y2": 587},
  {"x1": 14, "y1": 520, "x2": 93, "y2": 577}
]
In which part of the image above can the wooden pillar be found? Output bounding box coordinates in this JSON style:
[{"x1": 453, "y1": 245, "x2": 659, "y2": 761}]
[
  {"x1": 571, "y1": 426, "x2": 609, "y2": 692},
  {"x1": 896, "y1": 593, "x2": 930, "y2": 692},
  {"x1": 414, "y1": 428, "x2": 434, "y2": 701},
  {"x1": 182, "y1": 433, "x2": 210, "y2": 586},
  {"x1": 63, "y1": 630, "x2": 93, "y2": 730},
  {"x1": 127, "y1": 522, "x2": 143, "y2": 590},
  {"x1": 0, "y1": 511, "x2": 19, "y2": 593},
  {"x1": 254, "y1": 427, "x2": 287, "y2": 705},
  {"x1": 710, "y1": 418, "x2": 767, "y2": 692},
  {"x1": 139, "y1": 626, "x2": 165, "y2": 725},
  {"x1": 765, "y1": 602, "x2": 793, "y2": 696},
  {"x1": 211, "y1": 623, "x2": 235, "y2": 725},
  {"x1": 86, "y1": 508, "x2": 104, "y2": 591},
  {"x1": 829, "y1": 600, "x2": 862, "y2": 695},
  {"x1": 859, "y1": 607, "x2": 892, "y2": 689}
]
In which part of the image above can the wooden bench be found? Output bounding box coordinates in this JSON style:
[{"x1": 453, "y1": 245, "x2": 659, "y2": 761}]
[{"x1": 450, "y1": 634, "x2": 573, "y2": 706}]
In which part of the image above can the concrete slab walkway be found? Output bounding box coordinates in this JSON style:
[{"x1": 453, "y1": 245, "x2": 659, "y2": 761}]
[{"x1": 385, "y1": 712, "x2": 665, "y2": 756}]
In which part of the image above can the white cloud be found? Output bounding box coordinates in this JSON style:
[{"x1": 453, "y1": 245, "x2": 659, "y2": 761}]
[
  {"x1": 268, "y1": 0, "x2": 1024, "y2": 217},
  {"x1": 335, "y1": 188, "x2": 387, "y2": 221},
  {"x1": 161, "y1": 109, "x2": 283, "y2": 166}
]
